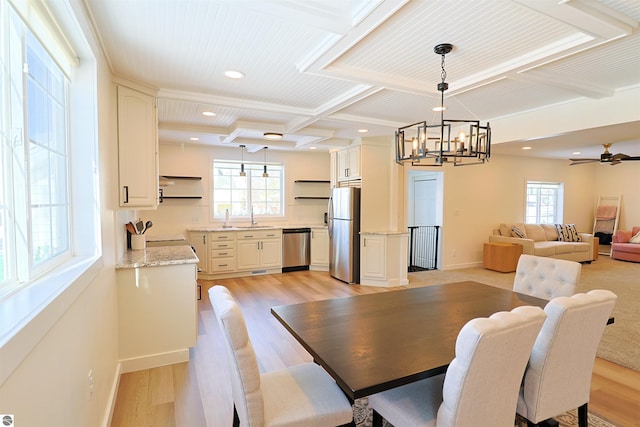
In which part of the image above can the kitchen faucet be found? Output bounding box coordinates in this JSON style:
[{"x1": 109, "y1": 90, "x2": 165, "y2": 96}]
[{"x1": 251, "y1": 205, "x2": 257, "y2": 225}]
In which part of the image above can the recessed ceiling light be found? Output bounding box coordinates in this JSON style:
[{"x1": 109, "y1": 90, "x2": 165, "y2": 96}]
[
  {"x1": 522, "y1": 146, "x2": 532, "y2": 150},
  {"x1": 263, "y1": 132, "x2": 283, "y2": 140},
  {"x1": 225, "y1": 70, "x2": 245, "y2": 79},
  {"x1": 190, "y1": 137, "x2": 199, "y2": 141},
  {"x1": 309, "y1": 146, "x2": 317, "y2": 150},
  {"x1": 202, "y1": 111, "x2": 216, "y2": 117},
  {"x1": 358, "y1": 129, "x2": 368, "y2": 133},
  {"x1": 432, "y1": 106, "x2": 446, "y2": 112},
  {"x1": 572, "y1": 151, "x2": 581, "y2": 155}
]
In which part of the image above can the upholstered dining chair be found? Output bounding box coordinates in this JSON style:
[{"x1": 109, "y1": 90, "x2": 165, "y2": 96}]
[
  {"x1": 209, "y1": 285, "x2": 354, "y2": 427},
  {"x1": 513, "y1": 254, "x2": 582, "y2": 300},
  {"x1": 368, "y1": 306, "x2": 547, "y2": 427},
  {"x1": 517, "y1": 290, "x2": 617, "y2": 427}
]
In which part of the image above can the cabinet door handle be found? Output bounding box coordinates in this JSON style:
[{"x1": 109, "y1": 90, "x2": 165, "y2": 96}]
[
  {"x1": 202, "y1": 235, "x2": 206, "y2": 244},
  {"x1": 123, "y1": 185, "x2": 129, "y2": 203},
  {"x1": 158, "y1": 188, "x2": 163, "y2": 203},
  {"x1": 363, "y1": 238, "x2": 367, "y2": 247},
  {"x1": 219, "y1": 252, "x2": 228, "y2": 256}
]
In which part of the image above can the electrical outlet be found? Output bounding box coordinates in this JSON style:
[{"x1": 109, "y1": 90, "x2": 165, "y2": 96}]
[
  {"x1": 452, "y1": 249, "x2": 457, "y2": 258},
  {"x1": 88, "y1": 369, "x2": 94, "y2": 399}
]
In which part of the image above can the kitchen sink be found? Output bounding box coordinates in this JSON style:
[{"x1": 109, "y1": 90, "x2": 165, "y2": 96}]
[{"x1": 233, "y1": 225, "x2": 278, "y2": 229}]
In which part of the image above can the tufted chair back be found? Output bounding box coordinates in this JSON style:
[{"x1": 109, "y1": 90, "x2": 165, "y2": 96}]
[
  {"x1": 517, "y1": 290, "x2": 617, "y2": 425},
  {"x1": 513, "y1": 254, "x2": 581, "y2": 300},
  {"x1": 210, "y1": 286, "x2": 265, "y2": 427}
]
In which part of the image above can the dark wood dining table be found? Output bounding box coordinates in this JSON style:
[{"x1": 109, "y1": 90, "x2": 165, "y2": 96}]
[{"x1": 270, "y1": 281, "x2": 551, "y2": 400}]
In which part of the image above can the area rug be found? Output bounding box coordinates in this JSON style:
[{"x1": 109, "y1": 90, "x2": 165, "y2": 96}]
[
  {"x1": 406, "y1": 255, "x2": 640, "y2": 371},
  {"x1": 353, "y1": 398, "x2": 620, "y2": 427}
]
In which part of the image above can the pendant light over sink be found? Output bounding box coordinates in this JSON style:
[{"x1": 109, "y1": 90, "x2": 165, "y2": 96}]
[
  {"x1": 239, "y1": 144, "x2": 246, "y2": 176},
  {"x1": 262, "y1": 146, "x2": 269, "y2": 177}
]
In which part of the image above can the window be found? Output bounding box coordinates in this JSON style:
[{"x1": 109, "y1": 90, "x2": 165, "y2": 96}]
[
  {"x1": 525, "y1": 181, "x2": 563, "y2": 224},
  {"x1": 0, "y1": 3, "x2": 70, "y2": 298},
  {"x1": 212, "y1": 160, "x2": 283, "y2": 219}
]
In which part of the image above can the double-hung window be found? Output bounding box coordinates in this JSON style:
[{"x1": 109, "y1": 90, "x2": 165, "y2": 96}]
[
  {"x1": 525, "y1": 181, "x2": 563, "y2": 224},
  {"x1": 1, "y1": 2, "x2": 70, "y2": 298},
  {"x1": 212, "y1": 160, "x2": 283, "y2": 219}
]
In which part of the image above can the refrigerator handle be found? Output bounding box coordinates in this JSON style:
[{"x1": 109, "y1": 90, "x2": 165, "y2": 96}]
[{"x1": 327, "y1": 193, "x2": 334, "y2": 239}]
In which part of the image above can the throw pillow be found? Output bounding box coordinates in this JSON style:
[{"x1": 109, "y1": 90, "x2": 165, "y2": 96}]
[
  {"x1": 511, "y1": 225, "x2": 527, "y2": 238},
  {"x1": 630, "y1": 230, "x2": 640, "y2": 244},
  {"x1": 555, "y1": 224, "x2": 581, "y2": 242}
]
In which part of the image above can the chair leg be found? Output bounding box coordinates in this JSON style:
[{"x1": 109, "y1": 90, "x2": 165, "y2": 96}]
[
  {"x1": 233, "y1": 404, "x2": 239, "y2": 427},
  {"x1": 372, "y1": 409, "x2": 384, "y2": 427},
  {"x1": 578, "y1": 403, "x2": 588, "y2": 427}
]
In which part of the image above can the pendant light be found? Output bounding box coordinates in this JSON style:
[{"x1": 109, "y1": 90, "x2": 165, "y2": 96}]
[
  {"x1": 239, "y1": 144, "x2": 246, "y2": 176},
  {"x1": 395, "y1": 43, "x2": 491, "y2": 166},
  {"x1": 262, "y1": 146, "x2": 269, "y2": 177}
]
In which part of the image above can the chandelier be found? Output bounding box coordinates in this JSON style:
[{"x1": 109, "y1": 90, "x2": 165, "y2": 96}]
[{"x1": 395, "y1": 44, "x2": 491, "y2": 166}]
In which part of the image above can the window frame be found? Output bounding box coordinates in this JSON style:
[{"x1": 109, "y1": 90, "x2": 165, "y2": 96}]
[
  {"x1": 211, "y1": 159, "x2": 285, "y2": 221},
  {"x1": 525, "y1": 181, "x2": 564, "y2": 224}
]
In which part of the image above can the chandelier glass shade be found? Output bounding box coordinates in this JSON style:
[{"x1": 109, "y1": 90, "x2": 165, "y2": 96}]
[{"x1": 395, "y1": 44, "x2": 491, "y2": 166}]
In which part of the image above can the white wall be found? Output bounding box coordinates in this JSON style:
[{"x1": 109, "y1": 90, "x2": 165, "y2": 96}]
[
  {"x1": 0, "y1": 1, "x2": 121, "y2": 426},
  {"x1": 139, "y1": 143, "x2": 332, "y2": 237},
  {"x1": 402, "y1": 154, "x2": 600, "y2": 269}
]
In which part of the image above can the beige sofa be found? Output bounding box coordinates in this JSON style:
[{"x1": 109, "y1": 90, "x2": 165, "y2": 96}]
[{"x1": 489, "y1": 223, "x2": 594, "y2": 263}]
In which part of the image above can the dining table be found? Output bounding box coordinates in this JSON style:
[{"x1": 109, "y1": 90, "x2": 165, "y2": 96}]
[{"x1": 270, "y1": 281, "x2": 553, "y2": 400}]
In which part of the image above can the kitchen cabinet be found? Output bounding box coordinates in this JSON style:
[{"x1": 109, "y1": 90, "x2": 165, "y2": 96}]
[
  {"x1": 117, "y1": 84, "x2": 158, "y2": 208},
  {"x1": 236, "y1": 229, "x2": 282, "y2": 271},
  {"x1": 337, "y1": 145, "x2": 360, "y2": 181},
  {"x1": 310, "y1": 227, "x2": 329, "y2": 270},
  {"x1": 209, "y1": 231, "x2": 237, "y2": 273},
  {"x1": 188, "y1": 231, "x2": 208, "y2": 273},
  {"x1": 117, "y1": 262, "x2": 197, "y2": 372},
  {"x1": 360, "y1": 232, "x2": 409, "y2": 287}
]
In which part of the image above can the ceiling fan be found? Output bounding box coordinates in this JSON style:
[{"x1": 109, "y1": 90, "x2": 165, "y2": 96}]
[{"x1": 570, "y1": 143, "x2": 640, "y2": 166}]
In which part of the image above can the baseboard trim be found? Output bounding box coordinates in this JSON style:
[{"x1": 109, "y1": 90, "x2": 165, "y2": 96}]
[
  {"x1": 104, "y1": 362, "x2": 122, "y2": 427},
  {"x1": 119, "y1": 349, "x2": 190, "y2": 373}
]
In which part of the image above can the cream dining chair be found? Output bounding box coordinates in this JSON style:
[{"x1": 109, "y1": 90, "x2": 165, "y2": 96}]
[
  {"x1": 517, "y1": 290, "x2": 617, "y2": 427},
  {"x1": 513, "y1": 254, "x2": 582, "y2": 300},
  {"x1": 368, "y1": 306, "x2": 547, "y2": 427},
  {"x1": 209, "y1": 285, "x2": 354, "y2": 427}
]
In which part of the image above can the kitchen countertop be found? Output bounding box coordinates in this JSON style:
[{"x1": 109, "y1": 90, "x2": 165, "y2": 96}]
[
  {"x1": 187, "y1": 224, "x2": 327, "y2": 232},
  {"x1": 117, "y1": 242, "x2": 199, "y2": 269}
]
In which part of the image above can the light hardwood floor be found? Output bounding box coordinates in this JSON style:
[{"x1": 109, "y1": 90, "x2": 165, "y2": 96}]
[{"x1": 110, "y1": 271, "x2": 640, "y2": 427}]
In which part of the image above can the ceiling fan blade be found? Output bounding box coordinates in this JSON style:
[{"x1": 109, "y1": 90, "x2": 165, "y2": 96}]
[
  {"x1": 610, "y1": 153, "x2": 630, "y2": 161},
  {"x1": 569, "y1": 159, "x2": 600, "y2": 165}
]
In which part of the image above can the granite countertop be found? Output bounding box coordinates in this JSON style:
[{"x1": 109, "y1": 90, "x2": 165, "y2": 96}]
[
  {"x1": 360, "y1": 230, "x2": 409, "y2": 236},
  {"x1": 188, "y1": 224, "x2": 327, "y2": 232},
  {"x1": 116, "y1": 244, "x2": 199, "y2": 269}
]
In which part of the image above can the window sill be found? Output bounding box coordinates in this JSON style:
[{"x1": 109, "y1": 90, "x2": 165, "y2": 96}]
[{"x1": 0, "y1": 255, "x2": 103, "y2": 386}]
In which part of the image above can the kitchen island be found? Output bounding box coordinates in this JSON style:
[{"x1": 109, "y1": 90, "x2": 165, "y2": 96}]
[{"x1": 116, "y1": 240, "x2": 198, "y2": 372}]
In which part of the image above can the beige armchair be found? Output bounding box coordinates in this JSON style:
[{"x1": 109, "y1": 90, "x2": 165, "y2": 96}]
[
  {"x1": 209, "y1": 285, "x2": 354, "y2": 427},
  {"x1": 369, "y1": 306, "x2": 546, "y2": 427}
]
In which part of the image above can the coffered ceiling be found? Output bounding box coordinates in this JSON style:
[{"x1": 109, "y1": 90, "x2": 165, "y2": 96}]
[{"x1": 84, "y1": 0, "x2": 640, "y2": 160}]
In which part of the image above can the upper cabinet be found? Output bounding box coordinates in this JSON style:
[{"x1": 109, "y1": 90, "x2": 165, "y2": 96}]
[
  {"x1": 117, "y1": 84, "x2": 158, "y2": 208},
  {"x1": 337, "y1": 145, "x2": 360, "y2": 182}
]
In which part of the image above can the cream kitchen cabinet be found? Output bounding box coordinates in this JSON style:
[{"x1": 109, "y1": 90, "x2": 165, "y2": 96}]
[
  {"x1": 209, "y1": 231, "x2": 237, "y2": 273},
  {"x1": 116, "y1": 259, "x2": 198, "y2": 372},
  {"x1": 236, "y1": 229, "x2": 282, "y2": 271},
  {"x1": 360, "y1": 232, "x2": 409, "y2": 287},
  {"x1": 310, "y1": 227, "x2": 329, "y2": 270},
  {"x1": 117, "y1": 84, "x2": 158, "y2": 208},
  {"x1": 337, "y1": 145, "x2": 361, "y2": 182},
  {"x1": 188, "y1": 231, "x2": 208, "y2": 273}
]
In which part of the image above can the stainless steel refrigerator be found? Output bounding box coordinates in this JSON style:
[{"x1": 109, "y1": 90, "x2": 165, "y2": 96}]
[{"x1": 328, "y1": 187, "x2": 361, "y2": 284}]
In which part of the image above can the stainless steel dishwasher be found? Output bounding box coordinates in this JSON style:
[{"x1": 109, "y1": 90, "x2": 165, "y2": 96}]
[{"x1": 282, "y1": 227, "x2": 311, "y2": 272}]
